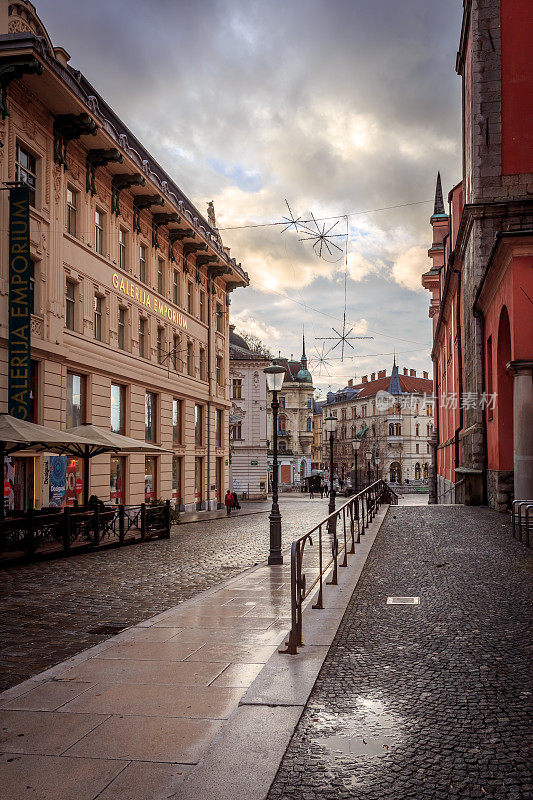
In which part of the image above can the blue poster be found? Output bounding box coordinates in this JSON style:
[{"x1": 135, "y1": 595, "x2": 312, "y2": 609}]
[{"x1": 49, "y1": 456, "x2": 67, "y2": 507}]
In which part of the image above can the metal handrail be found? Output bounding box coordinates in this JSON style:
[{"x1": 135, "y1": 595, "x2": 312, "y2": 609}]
[
  {"x1": 512, "y1": 499, "x2": 533, "y2": 547},
  {"x1": 280, "y1": 479, "x2": 397, "y2": 655}
]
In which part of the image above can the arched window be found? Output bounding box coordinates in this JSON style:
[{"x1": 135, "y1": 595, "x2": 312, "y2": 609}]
[
  {"x1": 307, "y1": 417, "x2": 312, "y2": 432},
  {"x1": 416, "y1": 424, "x2": 419, "y2": 436},
  {"x1": 423, "y1": 463, "x2": 428, "y2": 479},
  {"x1": 389, "y1": 423, "x2": 394, "y2": 436},
  {"x1": 279, "y1": 440, "x2": 286, "y2": 452},
  {"x1": 415, "y1": 462, "x2": 421, "y2": 480},
  {"x1": 390, "y1": 462, "x2": 401, "y2": 483},
  {"x1": 278, "y1": 415, "x2": 287, "y2": 434},
  {"x1": 395, "y1": 423, "x2": 401, "y2": 436}
]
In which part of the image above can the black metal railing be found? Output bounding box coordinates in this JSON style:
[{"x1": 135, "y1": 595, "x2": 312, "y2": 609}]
[
  {"x1": 280, "y1": 479, "x2": 398, "y2": 655},
  {"x1": 0, "y1": 500, "x2": 171, "y2": 566},
  {"x1": 512, "y1": 499, "x2": 533, "y2": 547}
]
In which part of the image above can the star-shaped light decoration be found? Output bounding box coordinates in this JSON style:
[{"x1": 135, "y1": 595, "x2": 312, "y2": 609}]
[
  {"x1": 280, "y1": 199, "x2": 304, "y2": 234},
  {"x1": 308, "y1": 342, "x2": 333, "y2": 378},
  {"x1": 298, "y1": 213, "x2": 345, "y2": 259},
  {"x1": 316, "y1": 313, "x2": 373, "y2": 361}
]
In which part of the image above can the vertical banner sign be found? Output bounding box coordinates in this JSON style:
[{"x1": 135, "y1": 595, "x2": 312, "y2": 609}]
[{"x1": 9, "y1": 186, "x2": 31, "y2": 419}]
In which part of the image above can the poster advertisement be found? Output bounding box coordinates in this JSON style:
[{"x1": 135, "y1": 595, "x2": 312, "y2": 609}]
[
  {"x1": 4, "y1": 456, "x2": 15, "y2": 512},
  {"x1": 49, "y1": 456, "x2": 67, "y2": 507}
]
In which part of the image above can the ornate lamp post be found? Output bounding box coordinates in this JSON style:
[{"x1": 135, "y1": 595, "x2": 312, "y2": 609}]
[
  {"x1": 325, "y1": 414, "x2": 336, "y2": 514},
  {"x1": 352, "y1": 439, "x2": 360, "y2": 493},
  {"x1": 375, "y1": 455, "x2": 381, "y2": 483},
  {"x1": 264, "y1": 364, "x2": 286, "y2": 565},
  {"x1": 366, "y1": 450, "x2": 372, "y2": 486}
]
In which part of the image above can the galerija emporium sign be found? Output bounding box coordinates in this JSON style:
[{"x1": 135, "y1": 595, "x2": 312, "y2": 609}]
[{"x1": 8, "y1": 186, "x2": 31, "y2": 419}]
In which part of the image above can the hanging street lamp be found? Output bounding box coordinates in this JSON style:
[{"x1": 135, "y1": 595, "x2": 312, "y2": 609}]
[{"x1": 264, "y1": 364, "x2": 286, "y2": 565}]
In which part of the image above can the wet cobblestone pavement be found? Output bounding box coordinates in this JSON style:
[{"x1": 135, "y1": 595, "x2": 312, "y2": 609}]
[
  {"x1": 0, "y1": 496, "x2": 326, "y2": 691},
  {"x1": 268, "y1": 505, "x2": 533, "y2": 800}
]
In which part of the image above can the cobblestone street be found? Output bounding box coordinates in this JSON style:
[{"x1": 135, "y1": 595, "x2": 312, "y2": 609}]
[
  {"x1": 0, "y1": 495, "x2": 326, "y2": 691},
  {"x1": 268, "y1": 506, "x2": 533, "y2": 800}
]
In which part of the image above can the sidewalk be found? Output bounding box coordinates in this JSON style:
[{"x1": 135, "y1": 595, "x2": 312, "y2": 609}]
[{"x1": 0, "y1": 500, "x2": 390, "y2": 800}]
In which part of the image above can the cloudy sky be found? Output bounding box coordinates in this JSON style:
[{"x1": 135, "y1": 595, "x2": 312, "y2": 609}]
[{"x1": 40, "y1": 0, "x2": 463, "y2": 394}]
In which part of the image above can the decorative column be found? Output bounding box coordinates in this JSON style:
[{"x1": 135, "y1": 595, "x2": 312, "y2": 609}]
[{"x1": 509, "y1": 361, "x2": 533, "y2": 501}]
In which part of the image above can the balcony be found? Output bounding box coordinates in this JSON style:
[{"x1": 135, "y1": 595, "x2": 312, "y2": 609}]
[
  {"x1": 387, "y1": 414, "x2": 402, "y2": 423},
  {"x1": 387, "y1": 435, "x2": 403, "y2": 445}
]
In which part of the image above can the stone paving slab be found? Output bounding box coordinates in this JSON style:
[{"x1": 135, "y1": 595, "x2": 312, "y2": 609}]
[{"x1": 267, "y1": 505, "x2": 533, "y2": 800}]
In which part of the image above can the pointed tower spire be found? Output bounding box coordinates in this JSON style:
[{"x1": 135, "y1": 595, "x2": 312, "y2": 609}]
[
  {"x1": 433, "y1": 172, "x2": 445, "y2": 216},
  {"x1": 388, "y1": 358, "x2": 402, "y2": 396},
  {"x1": 301, "y1": 326, "x2": 307, "y2": 366}
]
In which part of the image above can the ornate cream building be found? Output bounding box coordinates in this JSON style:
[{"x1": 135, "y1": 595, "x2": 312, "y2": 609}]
[
  {"x1": 228, "y1": 326, "x2": 269, "y2": 499},
  {"x1": 0, "y1": 1, "x2": 248, "y2": 512},
  {"x1": 266, "y1": 339, "x2": 314, "y2": 488}
]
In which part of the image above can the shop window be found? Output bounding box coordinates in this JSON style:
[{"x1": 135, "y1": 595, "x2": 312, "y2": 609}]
[
  {"x1": 119, "y1": 228, "x2": 127, "y2": 270},
  {"x1": 95, "y1": 208, "x2": 105, "y2": 255},
  {"x1": 93, "y1": 295, "x2": 103, "y2": 341},
  {"x1": 194, "y1": 457, "x2": 203, "y2": 509},
  {"x1": 172, "y1": 398, "x2": 182, "y2": 444},
  {"x1": 195, "y1": 404, "x2": 203, "y2": 446},
  {"x1": 15, "y1": 142, "x2": 37, "y2": 206},
  {"x1": 145, "y1": 456, "x2": 157, "y2": 502},
  {"x1": 139, "y1": 244, "x2": 147, "y2": 284},
  {"x1": 110, "y1": 456, "x2": 126, "y2": 504},
  {"x1": 67, "y1": 186, "x2": 78, "y2": 236},
  {"x1": 172, "y1": 456, "x2": 182, "y2": 506},
  {"x1": 232, "y1": 378, "x2": 242, "y2": 399},
  {"x1": 118, "y1": 306, "x2": 127, "y2": 350},
  {"x1": 215, "y1": 408, "x2": 222, "y2": 447},
  {"x1": 145, "y1": 391, "x2": 157, "y2": 442},
  {"x1": 66, "y1": 372, "x2": 86, "y2": 429},
  {"x1": 110, "y1": 383, "x2": 125, "y2": 434},
  {"x1": 65, "y1": 280, "x2": 76, "y2": 331}
]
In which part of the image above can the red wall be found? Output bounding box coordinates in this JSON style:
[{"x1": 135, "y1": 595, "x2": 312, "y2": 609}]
[{"x1": 501, "y1": 0, "x2": 533, "y2": 175}]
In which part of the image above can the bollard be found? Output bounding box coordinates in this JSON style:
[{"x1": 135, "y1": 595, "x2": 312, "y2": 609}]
[{"x1": 164, "y1": 499, "x2": 171, "y2": 538}]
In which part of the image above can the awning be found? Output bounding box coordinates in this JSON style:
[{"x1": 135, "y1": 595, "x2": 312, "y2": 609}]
[
  {"x1": 0, "y1": 413, "x2": 97, "y2": 455},
  {"x1": 64, "y1": 424, "x2": 172, "y2": 456}
]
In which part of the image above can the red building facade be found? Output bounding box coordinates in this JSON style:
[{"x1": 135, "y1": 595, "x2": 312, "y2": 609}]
[{"x1": 423, "y1": 0, "x2": 533, "y2": 510}]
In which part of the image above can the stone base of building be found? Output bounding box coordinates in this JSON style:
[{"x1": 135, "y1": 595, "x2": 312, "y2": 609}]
[
  {"x1": 436, "y1": 475, "x2": 457, "y2": 504},
  {"x1": 487, "y1": 469, "x2": 514, "y2": 513}
]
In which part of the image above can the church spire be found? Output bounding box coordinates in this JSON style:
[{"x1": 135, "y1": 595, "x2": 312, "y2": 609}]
[
  {"x1": 388, "y1": 358, "x2": 402, "y2": 396},
  {"x1": 301, "y1": 327, "x2": 307, "y2": 366},
  {"x1": 433, "y1": 172, "x2": 445, "y2": 216}
]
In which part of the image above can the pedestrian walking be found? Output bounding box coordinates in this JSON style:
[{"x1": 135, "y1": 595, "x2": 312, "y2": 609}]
[
  {"x1": 309, "y1": 483, "x2": 314, "y2": 499},
  {"x1": 320, "y1": 483, "x2": 324, "y2": 499},
  {"x1": 225, "y1": 490, "x2": 233, "y2": 515},
  {"x1": 232, "y1": 491, "x2": 241, "y2": 511}
]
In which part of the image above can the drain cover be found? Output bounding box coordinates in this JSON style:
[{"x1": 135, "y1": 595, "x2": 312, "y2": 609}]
[
  {"x1": 386, "y1": 597, "x2": 420, "y2": 605},
  {"x1": 88, "y1": 625, "x2": 126, "y2": 635}
]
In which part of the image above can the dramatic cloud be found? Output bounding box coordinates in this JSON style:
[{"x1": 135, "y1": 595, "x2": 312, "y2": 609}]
[{"x1": 38, "y1": 0, "x2": 463, "y2": 391}]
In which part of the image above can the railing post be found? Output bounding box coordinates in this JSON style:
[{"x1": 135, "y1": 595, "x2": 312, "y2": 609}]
[
  {"x1": 348, "y1": 503, "x2": 355, "y2": 553},
  {"x1": 164, "y1": 499, "x2": 171, "y2": 538},
  {"x1": 341, "y1": 507, "x2": 348, "y2": 567},
  {"x1": 312, "y1": 524, "x2": 324, "y2": 610},
  {"x1": 327, "y1": 512, "x2": 339, "y2": 586},
  {"x1": 118, "y1": 504, "x2": 125, "y2": 544},
  {"x1": 93, "y1": 504, "x2": 100, "y2": 547},
  {"x1": 63, "y1": 507, "x2": 71, "y2": 553},
  {"x1": 140, "y1": 503, "x2": 146, "y2": 541}
]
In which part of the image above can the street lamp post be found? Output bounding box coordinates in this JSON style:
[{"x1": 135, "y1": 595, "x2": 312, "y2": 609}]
[
  {"x1": 352, "y1": 439, "x2": 360, "y2": 493},
  {"x1": 366, "y1": 450, "x2": 372, "y2": 487},
  {"x1": 375, "y1": 455, "x2": 381, "y2": 483},
  {"x1": 264, "y1": 364, "x2": 286, "y2": 565},
  {"x1": 325, "y1": 414, "x2": 336, "y2": 514}
]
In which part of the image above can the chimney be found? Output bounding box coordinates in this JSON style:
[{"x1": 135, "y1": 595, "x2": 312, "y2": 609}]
[
  {"x1": 362, "y1": 375, "x2": 368, "y2": 384},
  {"x1": 371, "y1": 372, "x2": 375, "y2": 381},
  {"x1": 403, "y1": 368, "x2": 408, "y2": 375},
  {"x1": 378, "y1": 369, "x2": 386, "y2": 379},
  {"x1": 423, "y1": 370, "x2": 429, "y2": 379},
  {"x1": 410, "y1": 369, "x2": 416, "y2": 377},
  {"x1": 348, "y1": 379, "x2": 353, "y2": 387}
]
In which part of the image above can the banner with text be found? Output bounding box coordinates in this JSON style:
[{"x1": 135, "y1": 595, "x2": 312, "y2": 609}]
[{"x1": 9, "y1": 186, "x2": 31, "y2": 419}]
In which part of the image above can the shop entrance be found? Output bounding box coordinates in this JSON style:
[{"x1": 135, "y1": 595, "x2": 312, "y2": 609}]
[
  {"x1": 110, "y1": 456, "x2": 126, "y2": 504},
  {"x1": 194, "y1": 457, "x2": 203, "y2": 510},
  {"x1": 4, "y1": 456, "x2": 34, "y2": 513}
]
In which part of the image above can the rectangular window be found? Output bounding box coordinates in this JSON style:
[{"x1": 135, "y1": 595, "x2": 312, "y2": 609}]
[
  {"x1": 172, "y1": 456, "x2": 182, "y2": 506},
  {"x1": 172, "y1": 398, "x2": 182, "y2": 444},
  {"x1": 110, "y1": 383, "x2": 125, "y2": 434},
  {"x1": 139, "y1": 244, "x2": 147, "y2": 284},
  {"x1": 195, "y1": 404, "x2": 203, "y2": 446},
  {"x1": 119, "y1": 228, "x2": 127, "y2": 270},
  {"x1": 93, "y1": 295, "x2": 102, "y2": 341},
  {"x1": 187, "y1": 341, "x2": 193, "y2": 376},
  {"x1": 110, "y1": 456, "x2": 126, "y2": 504},
  {"x1": 145, "y1": 392, "x2": 156, "y2": 442},
  {"x1": 95, "y1": 209, "x2": 104, "y2": 255},
  {"x1": 67, "y1": 187, "x2": 78, "y2": 236},
  {"x1": 66, "y1": 372, "x2": 85, "y2": 429},
  {"x1": 145, "y1": 456, "x2": 157, "y2": 502},
  {"x1": 216, "y1": 303, "x2": 223, "y2": 333},
  {"x1": 187, "y1": 281, "x2": 193, "y2": 314},
  {"x1": 200, "y1": 291, "x2": 206, "y2": 322},
  {"x1": 15, "y1": 143, "x2": 36, "y2": 206},
  {"x1": 173, "y1": 269, "x2": 179, "y2": 305},
  {"x1": 216, "y1": 355, "x2": 223, "y2": 386},
  {"x1": 157, "y1": 259, "x2": 164, "y2": 294},
  {"x1": 279, "y1": 396, "x2": 285, "y2": 408},
  {"x1": 199, "y1": 348, "x2": 205, "y2": 380},
  {"x1": 215, "y1": 408, "x2": 222, "y2": 447},
  {"x1": 231, "y1": 422, "x2": 242, "y2": 440},
  {"x1": 362, "y1": 405, "x2": 367, "y2": 418},
  {"x1": 65, "y1": 280, "x2": 75, "y2": 330},
  {"x1": 118, "y1": 307, "x2": 126, "y2": 350},
  {"x1": 232, "y1": 378, "x2": 242, "y2": 399},
  {"x1": 157, "y1": 327, "x2": 164, "y2": 364},
  {"x1": 139, "y1": 317, "x2": 146, "y2": 358}
]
